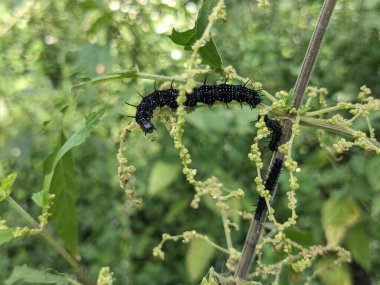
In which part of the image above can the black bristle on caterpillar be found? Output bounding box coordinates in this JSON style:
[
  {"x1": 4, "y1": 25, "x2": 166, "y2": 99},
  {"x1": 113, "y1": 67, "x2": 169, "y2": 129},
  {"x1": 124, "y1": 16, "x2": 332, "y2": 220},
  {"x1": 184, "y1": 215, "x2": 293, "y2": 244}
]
[
  {"x1": 254, "y1": 158, "x2": 284, "y2": 220},
  {"x1": 129, "y1": 81, "x2": 262, "y2": 134}
]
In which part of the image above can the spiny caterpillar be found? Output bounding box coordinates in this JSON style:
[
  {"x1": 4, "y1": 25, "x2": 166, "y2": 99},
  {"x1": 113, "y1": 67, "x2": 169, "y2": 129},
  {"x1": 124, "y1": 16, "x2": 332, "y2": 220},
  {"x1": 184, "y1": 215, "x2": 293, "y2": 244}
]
[
  {"x1": 254, "y1": 158, "x2": 284, "y2": 220},
  {"x1": 126, "y1": 80, "x2": 284, "y2": 220},
  {"x1": 127, "y1": 81, "x2": 262, "y2": 134},
  {"x1": 263, "y1": 115, "x2": 282, "y2": 152}
]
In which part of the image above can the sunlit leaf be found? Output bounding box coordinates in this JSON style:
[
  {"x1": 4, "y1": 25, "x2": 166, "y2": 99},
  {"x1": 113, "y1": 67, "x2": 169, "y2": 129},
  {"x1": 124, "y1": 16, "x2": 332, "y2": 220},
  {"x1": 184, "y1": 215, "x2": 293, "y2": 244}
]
[
  {"x1": 148, "y1": 161, "x2": 180, "y2": 195},
  {"x1": 322, "y1": 198, "x2": 360, "y2": 245},
  {"x1": 186, "y1": 239, "x2": 215, "y2": 282}
]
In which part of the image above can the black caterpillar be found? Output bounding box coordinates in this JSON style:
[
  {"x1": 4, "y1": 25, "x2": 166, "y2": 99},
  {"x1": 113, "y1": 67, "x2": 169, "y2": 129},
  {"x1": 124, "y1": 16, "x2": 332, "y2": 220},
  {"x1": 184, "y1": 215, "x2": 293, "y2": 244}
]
[
  {"x1": 127, "y1": 81, "x2": 284, "y2": 221},
  {"x1": 263, "y1": 115, "x2": 282, "y2": 152},
  {"x1": 254, "y1": 158, "x2": 284, "y2": 220},
  {"x1": 253, "y1": 116, "x2": 283, "y2": 220},
  {"x1": 127, "y1": 81, "x2": 262, "y2": 134}
]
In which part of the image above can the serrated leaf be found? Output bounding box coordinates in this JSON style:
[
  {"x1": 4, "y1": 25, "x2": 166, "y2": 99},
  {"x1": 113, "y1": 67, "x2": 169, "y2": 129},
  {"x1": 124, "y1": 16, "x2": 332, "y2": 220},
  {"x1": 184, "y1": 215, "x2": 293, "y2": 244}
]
[
  {"x1": 34, "y1": 108, "x2": 106, "y2": 207},
  {"x1": 345, "y1": 224, "x2": 371, "y2": 270},
  {"x1": 168, "y1": 27, "x2": 196, "y2": 46},
  {"x1": 0, "y1": 173, "x2": 17, "y2": 201},
  {"x1": 199, "y1": 40, "x2": 222, "y2": 69},
  {"x1": 148, "y1": 161, "x2": 180, "y2": 195},
  {"x1": 321, "y1": 198, "x2": 360, "y2": 245},
  {"x1": 196, "y1": 0, "x2": 218, "y2": 34},
  {"x1": 316, "y1": 258, "x2": 352, "y2": 285},
  {"x1": 167, "y1": 0, "x2": 222, "y2": 69},
  {"x1": 0, "y1": 229, "x2": 14, "y2": 246},
  {"x1": 186, "y1": 239, "x2": 215, "y2": 282},
  {"x1": 196, "y1": 0, "x2": 222, "y2": 69},
  {"x1": 5, "y1": 265, "x2": 69, "y2": 285},
  {"x1": 50, "y1": 132, "x2": 79, "y2": 255},
  {"x1": 72, "y1": 65, "x2": 139, "y2": 90}
]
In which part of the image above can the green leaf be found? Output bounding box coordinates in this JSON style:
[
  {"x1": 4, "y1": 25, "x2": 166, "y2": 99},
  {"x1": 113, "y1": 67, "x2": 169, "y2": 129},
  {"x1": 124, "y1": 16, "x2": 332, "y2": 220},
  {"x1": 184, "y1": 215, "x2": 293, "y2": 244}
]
[
  {"x1": 5, "y1": 265, "x2": 69, "y2": 285},
  {"x1": 195, "y1": 0, "x2": 221, "y2": 69},
  {"x1": 366, "y1": 157, "x2": 380, "y2": 191},
  {"x1": 199, "y1": 40, "x2": 222, "y2": 70},
  {"x1": 186, "y1": 239, "x2": 215, "y2": 282},
  {"x1": 168, "y1": 27, "x2": 196, "y2": 47},
  {"x1": 187, "y1": 108, "x2": 232, "y2": 134},
  {"x1": 33, "y1": 108, "x2": 106, "y2": 207},
  {"x1": 32, "y1": 191, "x2": 45, "y2": 208},
  {"x1": 316, "y1": 258, "x2": 352, "y2": 285},
  {"x1": 167, "y1": 0, "x2": 222, "y2": 69},
  {"x1": 0, "y1": 229, "x2": 14, "y2": 246},
  {"x1": 50, "y1": 132, "x2": 79, "y2": 255},
  {"x1": 371, "y1": 194, "x2": 380, "y2": 217},
  {"x1": 196, "y1": 0, "x2": 218, "y2": 33},
  {"x1": 72, "y1": 65, "x2": 139, "y2": 90},
  {"x1": 349, "y1": 155, "x2": 366, "y2": 175},
  {"x1": 0, "y1": 173, "x2": 17, "y2": 202},
  {"x1": 284, "y1": 228, "x2": 315, "y2": 247},
  {"x1": 77, "y1": 44, "x2": 115, "y2": 78},
  {"x1": 148, "y1": 161, "x2": 180, "y2": 196},
  {"x1": 345, "y1": 224, "x2": 371, "y2": 270},
  {"x1": 321, "y1": 198, "x2": 360, "y2": 245}
]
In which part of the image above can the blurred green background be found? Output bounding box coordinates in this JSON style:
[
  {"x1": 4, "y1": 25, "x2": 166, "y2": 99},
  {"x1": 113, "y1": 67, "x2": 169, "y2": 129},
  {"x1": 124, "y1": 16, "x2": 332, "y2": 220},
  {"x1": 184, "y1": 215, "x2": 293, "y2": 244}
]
[{"x1": 0, "y1": 0, "x2": 379, "y2": 284}]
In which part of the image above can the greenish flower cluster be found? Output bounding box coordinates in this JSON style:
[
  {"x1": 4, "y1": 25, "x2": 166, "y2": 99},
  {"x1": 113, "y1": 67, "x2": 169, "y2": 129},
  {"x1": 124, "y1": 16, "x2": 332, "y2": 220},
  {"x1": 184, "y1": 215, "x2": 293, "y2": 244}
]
[
  {"x1": 303, "y1": 85, "x2": 379, "y2": 153},
  {"x1": 96, "y1": 267, "x2": 114, "y2": 285},
  {"x1": 117, "y1": 122, "x2": 142, "y2": 207}
]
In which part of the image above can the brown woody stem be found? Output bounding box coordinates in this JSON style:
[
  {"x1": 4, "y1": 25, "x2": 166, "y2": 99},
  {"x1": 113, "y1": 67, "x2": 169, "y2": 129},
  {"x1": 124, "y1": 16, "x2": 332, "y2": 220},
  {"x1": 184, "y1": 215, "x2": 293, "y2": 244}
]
[{"x1": 234, "y1": 0, "x2": 337, "y2": 280}]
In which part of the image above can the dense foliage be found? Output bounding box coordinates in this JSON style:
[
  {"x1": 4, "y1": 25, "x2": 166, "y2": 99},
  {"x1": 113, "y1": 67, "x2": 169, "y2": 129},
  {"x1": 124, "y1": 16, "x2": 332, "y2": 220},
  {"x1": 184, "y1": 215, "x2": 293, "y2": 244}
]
[{"x1": 0, "y1": 0, "x2": 379, "y2": 284}]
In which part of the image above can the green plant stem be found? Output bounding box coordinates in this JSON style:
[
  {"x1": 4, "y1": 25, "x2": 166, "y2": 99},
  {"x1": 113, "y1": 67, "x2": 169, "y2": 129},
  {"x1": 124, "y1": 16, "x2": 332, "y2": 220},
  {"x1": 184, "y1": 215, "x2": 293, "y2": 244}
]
[
  {"x1": 300, "y1": 116, "x2": 380, "y2": 149},
  {"x1": 136, "y1": 72, "x2": 187, "y2": 82},
  {"x1": 305, "y1": 105, "x2": 347, "y2": 116},
  {"x1": 7, "y1": 197, "x2": 39, "y2": 227},
  {"x1": 187, "y1": 101, "x2": 379, "y2": 149},
  {"x1": 221, "y1": 211, "x2": 233, "y2": 251},
  {"x1": 7, "y1": 197, "x2": 95, "y2": 285},
  {"x1": 234, "y1": 0, "x2": 337, "y2": 281}
]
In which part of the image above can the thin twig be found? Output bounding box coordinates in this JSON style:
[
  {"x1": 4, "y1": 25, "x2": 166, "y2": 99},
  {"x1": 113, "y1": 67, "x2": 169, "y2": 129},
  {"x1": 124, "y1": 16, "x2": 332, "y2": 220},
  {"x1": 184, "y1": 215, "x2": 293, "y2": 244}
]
[{"x1": 234, "y1": 0, "x2": 337, "y2": 281}]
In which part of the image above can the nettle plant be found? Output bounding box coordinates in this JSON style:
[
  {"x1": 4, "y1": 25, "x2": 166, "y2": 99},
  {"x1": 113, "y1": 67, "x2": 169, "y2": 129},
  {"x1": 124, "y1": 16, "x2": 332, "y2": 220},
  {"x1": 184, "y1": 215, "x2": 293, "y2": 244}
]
[
  {"x1": 1, "y1": 1, "x2": 379, "y2": 285},
  {"x1": 116, "y1": 1, "x2": 379, "y2": 284}
]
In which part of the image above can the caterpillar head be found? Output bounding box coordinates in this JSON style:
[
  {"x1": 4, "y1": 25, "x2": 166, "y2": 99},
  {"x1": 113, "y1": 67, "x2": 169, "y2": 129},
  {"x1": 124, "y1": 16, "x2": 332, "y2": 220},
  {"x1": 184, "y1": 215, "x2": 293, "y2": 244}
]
[{"x1": 140, "y1": 119, "x2": 155, "y2": 134}]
